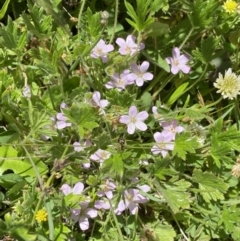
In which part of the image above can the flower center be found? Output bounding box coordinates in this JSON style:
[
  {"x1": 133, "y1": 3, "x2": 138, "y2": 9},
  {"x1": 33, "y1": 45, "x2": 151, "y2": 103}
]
[
  {"x1": 173, "y1": 58, "x2": 179, "y2": 66},
  {"x1": 130, "y1": 117, "x2": 137, "y2": 123},
  {"x1": 169, "y1": 126, "x2": 176, "y2": 133},
  {"x1": 96, "y1": 48, "x2": 103, "y2": 55},
  {"x1": 125, "y1": 46, "x2": 132, "y2": 54},
  {"x1": 100, "y1": 152, "x2": 108, "y2": 159},
  {"x1": 125, "y1": 193, "x2": 134, "y2": 202},
  {"x1": 157, "y1": 143, "x2": 166, "y2": 149},
  {"x1": 118, "y1": 78, "x2": 124, "y2": 87}
]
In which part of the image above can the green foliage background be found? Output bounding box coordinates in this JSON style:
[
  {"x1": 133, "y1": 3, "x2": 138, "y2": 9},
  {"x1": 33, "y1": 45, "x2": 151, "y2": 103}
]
[{"x1": 0, "y1": 0, "x2": 240, "y2": 241}]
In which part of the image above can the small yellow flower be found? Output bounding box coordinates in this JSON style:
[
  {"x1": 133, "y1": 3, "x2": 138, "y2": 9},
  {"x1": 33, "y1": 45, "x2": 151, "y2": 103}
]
[
  {"x1": 35, "y1": 209, "x2": 48, "y2": 222},
  {"x1": 223, "y1": 0, "x2": 238, "y2": 13},
  {"x1": 213, "y1": 68, "x2": 240, "y2": 100}
]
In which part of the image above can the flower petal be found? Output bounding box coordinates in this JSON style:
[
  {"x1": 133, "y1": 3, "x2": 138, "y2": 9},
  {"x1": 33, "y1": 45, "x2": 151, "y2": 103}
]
[
  {"x1": 116, "y1": 38, "x2": 125, "y2": 46},
  {"x1": 105, "y1": 190, "x2": 113, "y2": 199},
  {"x1": 79, "y1": 216, "x2": 89, "y2": 231},
  {"x1": 136, "y1": 111, "x2": 149, "y2": 121},
  {"x1": 128, "y1": 106, "x2": 138, "y2": 117},
  {"x1": 101, "y1": 55, "x2": 108, "y2": 63},
  {"x1": 139, "y1": 185, "x2": 150, "y2": 193},
  {"x1": 135, "y1": 120, "x2": 147, "y2": 131},
  {"x1": 56, "y1": 113, "x2": 67, "y2": 121},
  {"x1": 171, "y1": 65, "x2": 180, "y2": 74},
  {"x1": 126, "y1": 35, "x2": 136, "y2": 44},
  {"x1": 86, "y1": 208, "x2": 98, "y2": 218},
  {"x1": 135, "y1": 77, "x2": 144, "y2": 86},
  {"x1": 104, "y1": 45, "x2": 114, "y2": 53},
  {"x1": 139, "y1": 61, "x2": 149, "y2": 73},
  {"x1": 117, "y1": 200, "x2": 126, "y2": 212},
  {"x1": 99, "y1": 100, "x2": 109, "y2": 108},
  {"x1": 128, "y1": 201, "x2": 138, "y2": 215},
  {"x1": 142, "y1": 72, "x2": 153, "y2": 81},
  {"x1": 131, "y1": 63, "x2": 140, "y2": 74},
  {"x1": 172, "y1": 47, "x2": 180, "y2": 58},
  {"x1": 56, "y1": 121, "x2": 67, "y2": 130},
  {"x1": 60, "y1": 184, "x2": 72, "y2": 196},
  {"x1": 72, "y1": 182, "x2": 84, "y2": 194},
  {"x1": 128, "y1": 122, "x2": 136, "y2": 134},
  {"x1": 179, "y1": 64, "x2": 191, "y2": 74},
  {"x1": 165, "y1": 57, "x2": 172, "y2": 64},
  {"x1": 151, "y1": 145, "x2": 162, "y2": 155},
  {"x1": 179, "y1": 54, "x2": 190, "y2": 63},
  {"x1": 153, "y1": 132, "x2": 163, "y2": 142},
  {"x1": 92, "y1": 91, "x2": 101, "y2": 105},
  {"x1": 119, "y1": 115, "x2": 131, "y2": 124},
  {"x1": 161, "y1": 150, "x2": 168, "y2": 158}
]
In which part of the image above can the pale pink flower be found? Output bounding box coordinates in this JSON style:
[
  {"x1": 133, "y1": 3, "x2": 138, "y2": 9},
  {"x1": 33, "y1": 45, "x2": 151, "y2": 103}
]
[
  {"x1": 73, "y1": 142, "x2": 84, "y2": 152},
  {"x1": 94, "y1": 199, "x2": 110, "y2": 210},
  {"x1": 97, "y1": 180, "x2": 116, "y2": 199},
  {"x1": 166, "y1": 47, "x2": 190, "y2": 74},
  {"x1": 60, "y1": 182, "x2": 84, "y2": 196},
  {"x1": 90, "y1": 149, "x2": 111, "y2": 166},
  {"x1": 119, "y1": 106, "x2": 148, "y2": 134},
  {"x1": 105, "y1": 70, "x2": 134, "y2": 91},
  {"x1": 160, "y1": 119, "x2": 184, "y2": 140},
  {"x1": 128, "y1": 61, "x2": 153, "y2": 86},
  {"x1": 91, "y1": 39, "x2": 114, "y2": 63},
  {"x1": 116, "y1": 35, "x2": 145, "y2": 56},
  {"x1": 92, "y1": 91, "x2": 109, "y2": 114},
  {"x1": 115, "y1": 185, "x2": 150, "y2": 215},
  {"x1": 152, "y1": 106, "x2": 162, "y2": 120},
  {"x1": 71, "y1": 201, "x2": 97, "y2": 231},
  {"x1": 56, "y1": 113, "x2": 72, "y2": 129},
  {"x1": 151, "y1": 132, "x2": 174, "y2": 157}
]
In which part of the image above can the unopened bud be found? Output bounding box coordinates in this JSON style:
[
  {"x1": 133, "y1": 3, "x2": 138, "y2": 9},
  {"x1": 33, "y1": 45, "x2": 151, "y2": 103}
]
[{"x1": 101, "y1": 11, "x2": 109, "y2": 20}]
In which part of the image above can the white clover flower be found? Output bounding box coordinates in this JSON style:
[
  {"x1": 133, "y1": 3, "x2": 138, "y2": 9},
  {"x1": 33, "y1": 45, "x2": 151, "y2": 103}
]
[
  {"x1": 213, "y1": 68, "x2": 240, "y2": 100},
  {"x1": 231, "y1": 157, "x2": 240, "y2": 177}
]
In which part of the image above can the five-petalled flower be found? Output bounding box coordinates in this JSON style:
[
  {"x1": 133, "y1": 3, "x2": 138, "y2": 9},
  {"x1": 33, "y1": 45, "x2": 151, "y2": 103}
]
[
  {"x1": 92, "y1": 91, "x2": 109, "y2": 114},
  {"x1": 116, "y1": 35, "x2": 145, "y2": 56},
  {"x1": 166, "y1": 47, "x2": 190, "y2": 75},
  {"x1": 115, "y1": 185, "x2": 150, "y2": 215},
  {"x1": 128, "y1": 61, "x2": 154, "y2": 86},
  {"x1": 90, "y1": 149, "x2": 111, "y2": 166},
  {"x1": 151, "y1": 132, "x2": 174, "y2": 158},
  {"x1": 160, "y1": 119, "x2": 184, "y2": 140},
  {"x1": 70, "y1": 201, "x2": 98, "y2": 231},
  {"x1": 105, "y1": 70, "x2": 134, "y2": 91},
  {"x1": 119, "y1": 106, "x2": 148, "y2": 135},
  {"x1": 91, "y1": 39, "x2": 114, "y2": 63}
]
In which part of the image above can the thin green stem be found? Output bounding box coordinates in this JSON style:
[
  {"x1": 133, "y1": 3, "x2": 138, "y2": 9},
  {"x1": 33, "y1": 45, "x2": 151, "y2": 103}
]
[
  {"x1": 22, "y1": 146, "x2": 43, "y2": 189},
  {"x1": 171, "y1": 211, "x2": 190, "y2": 241},
  {"x1": 182, "y1": 64, "x2": 209, "y2": 95},
  {"x1": 179, "y1": 27, "x2": 195, "y2": 50},
  {"x1": 109, "y1": 201, "x2": 124, "y2": 241},
  {"x1": 152, "y1": 75, "x2": 175, "y2": 100},
  {"x1": 77, "y1": 0, "x2": 86, "y2": 41},
  {"x1": 62, "y1": 36, "x2": 101, "y2": 82},
  {"x1": 109, "y1": 0, "x2": 119, "y2": 44},
  {"x1": 31, "y1": 195, "x2": 43, "y2": 226},
  {"x1": 45, "y1": 198, "x2": 54, "y2": 241},
  {"x1": 47, "y1": 84, "x2": 56, "y2": 110},
  {"x1": 206, "y1": 96, "x2": 223, "y2": 108},
  {"x1": 144, "y1": 70, "x2": 165, "y2": 93}
]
